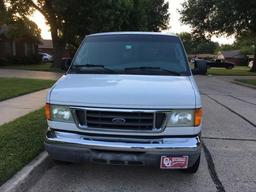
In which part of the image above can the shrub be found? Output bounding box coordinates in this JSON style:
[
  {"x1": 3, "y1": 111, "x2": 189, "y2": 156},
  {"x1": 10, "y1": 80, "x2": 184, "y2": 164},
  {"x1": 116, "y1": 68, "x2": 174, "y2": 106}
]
[{"x1": 0, "y1": 55, "x2": 41, "y2": 66}]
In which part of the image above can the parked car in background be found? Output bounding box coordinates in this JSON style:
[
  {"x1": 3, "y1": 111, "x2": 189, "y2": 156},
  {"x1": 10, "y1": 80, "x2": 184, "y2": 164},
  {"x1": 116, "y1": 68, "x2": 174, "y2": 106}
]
[
  {"x1": 39, "y1": 52, "x2": 53, "y2": 63},
  {"x1": 207, "y1": 59, "x2": 234, "y2": 69},
  {"x1": 44, "y1": 32, "x2": 203, "y2": 173}
]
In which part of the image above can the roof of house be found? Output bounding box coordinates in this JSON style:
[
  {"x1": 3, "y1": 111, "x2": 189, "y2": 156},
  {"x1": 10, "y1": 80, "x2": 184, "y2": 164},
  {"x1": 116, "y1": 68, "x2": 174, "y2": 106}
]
[
  {"x1": 189, "y1": 54, "x2": 216, "y2": 58},
  {"x1": 39, "y1": 39, "x2": 53, "y2": 49},
  {"x1": 220, "y1": 50, "x2": 245, "y2": 59}
]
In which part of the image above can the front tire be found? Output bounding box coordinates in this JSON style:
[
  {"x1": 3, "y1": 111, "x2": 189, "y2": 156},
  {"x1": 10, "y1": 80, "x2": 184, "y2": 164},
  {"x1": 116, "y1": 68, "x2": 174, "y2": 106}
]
[
  {"x1": 43, "y1": 58, "x2": 49, "y2": 63},
  {"x1": 183, "y1": 155, "x2": 200, "y2": 174},
  {"x1": 226, "y1": 65, "x2": 233, "y2": 69}
]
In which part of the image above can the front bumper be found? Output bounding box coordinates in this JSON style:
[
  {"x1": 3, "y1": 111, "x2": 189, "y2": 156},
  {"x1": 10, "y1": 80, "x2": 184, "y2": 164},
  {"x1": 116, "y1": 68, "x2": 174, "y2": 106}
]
[{"x1": 45, "y1": 129, "x2": 201, "y2": 167}]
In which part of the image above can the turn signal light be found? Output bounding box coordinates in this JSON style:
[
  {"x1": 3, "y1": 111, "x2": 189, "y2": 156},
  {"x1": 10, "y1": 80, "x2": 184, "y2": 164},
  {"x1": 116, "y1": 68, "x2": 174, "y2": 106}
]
[
  {"x1": 194, "y1": 108, "x2": 202, "y2": 126},
  {"x1": 45, "y1": 103, "x2": 51, "y2": 120}
]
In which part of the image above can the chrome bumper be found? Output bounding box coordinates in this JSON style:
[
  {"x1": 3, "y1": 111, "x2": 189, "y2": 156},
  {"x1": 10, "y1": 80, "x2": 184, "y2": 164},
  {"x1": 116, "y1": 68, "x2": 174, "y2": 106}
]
[
  {"x1": 46, "y1": 130, "x2": 201, "y2": 152},
  {"x1": 45, "y1": 130, "x2": 201, "y2": 166}
]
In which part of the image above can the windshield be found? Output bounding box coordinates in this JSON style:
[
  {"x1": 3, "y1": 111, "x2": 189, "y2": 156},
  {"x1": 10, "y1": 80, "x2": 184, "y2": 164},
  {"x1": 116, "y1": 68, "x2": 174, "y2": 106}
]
[{"x1": 69, "y1": 34, "x2": 190, "y2": 76}]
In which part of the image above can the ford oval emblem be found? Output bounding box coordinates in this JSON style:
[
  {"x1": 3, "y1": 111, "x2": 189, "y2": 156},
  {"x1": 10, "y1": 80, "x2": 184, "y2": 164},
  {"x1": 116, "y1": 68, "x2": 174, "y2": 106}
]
[{"x1": 112, "y1": 117, "x2": 126, "y2": 124}]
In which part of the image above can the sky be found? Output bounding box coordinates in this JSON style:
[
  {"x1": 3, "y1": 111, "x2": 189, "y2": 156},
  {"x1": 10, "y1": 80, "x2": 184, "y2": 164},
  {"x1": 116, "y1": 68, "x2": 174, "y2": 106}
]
[{"x1": 30, "y1": 0, "x2": 235, "y2": 44}]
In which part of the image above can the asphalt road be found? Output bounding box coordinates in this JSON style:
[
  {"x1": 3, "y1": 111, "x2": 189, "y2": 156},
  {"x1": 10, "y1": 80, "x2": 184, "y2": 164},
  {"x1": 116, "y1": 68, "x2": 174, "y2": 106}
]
[{"x1": 28, "y1": 75, "x2": 256, "y2": 192}]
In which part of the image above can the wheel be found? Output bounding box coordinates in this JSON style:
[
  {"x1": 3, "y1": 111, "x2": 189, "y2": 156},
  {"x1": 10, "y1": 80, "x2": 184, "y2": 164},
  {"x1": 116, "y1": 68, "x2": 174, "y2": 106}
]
[
  {"x1": 226, "y1": 65, "x2": 233, "y2": 69},
  {"x1": 43, "y1": 58, "x2": 49, "y2": 63},
  {"x1": 183, "y1": 155, "x2": 200, "y2": 174}
]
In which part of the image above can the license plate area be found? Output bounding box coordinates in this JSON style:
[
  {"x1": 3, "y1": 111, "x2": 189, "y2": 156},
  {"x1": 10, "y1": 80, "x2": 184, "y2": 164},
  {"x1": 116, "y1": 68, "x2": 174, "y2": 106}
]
[{"x1": 160, "y1": 156, "x2": 188, "y2": 169}]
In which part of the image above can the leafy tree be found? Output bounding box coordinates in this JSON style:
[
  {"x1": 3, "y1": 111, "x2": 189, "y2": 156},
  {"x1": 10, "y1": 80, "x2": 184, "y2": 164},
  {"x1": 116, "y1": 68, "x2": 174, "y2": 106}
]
[
  {"x1": 0, "y1": 0, "x2": 40, "y2": 42},
  {"x1": 4, "y1": 0, "x2": 169, "y2": 68},
  {"x1": 180, "y1": 0, "x2": 256, "y2": 71},
  {"x1": 145, "y1": 0, "x2": 169, "y2": 31},
  {"x1": 0, "y1": 0, "x2": 8, "y2": 24},
  {"x1": 179, "y1": 32, "x2": 219, "y2": 54},
  {"x1": 217, "y1": 44, "x2": 236, "y2": 52},
  {"x1": 234, "y1": 33, "x2": 255, "y2": 55}
]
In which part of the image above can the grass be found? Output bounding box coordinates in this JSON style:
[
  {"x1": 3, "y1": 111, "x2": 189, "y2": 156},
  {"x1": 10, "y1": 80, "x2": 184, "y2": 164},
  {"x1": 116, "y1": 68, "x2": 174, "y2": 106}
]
[
  {"x1": 0, "y1": 109, "x2": 46, "y2": 185},
  {"x1": 207, "y1": 66, "x2": 256, "y2": 76},
  {"x1": 0, "y1": 77, "x2": 55, "y2": 101},
  {"x1": 0, "y1": 63, "x2": 64, "y2": 72},
  {"x1": 235, "y1": 79, "x2": 256, "y2": 86}
]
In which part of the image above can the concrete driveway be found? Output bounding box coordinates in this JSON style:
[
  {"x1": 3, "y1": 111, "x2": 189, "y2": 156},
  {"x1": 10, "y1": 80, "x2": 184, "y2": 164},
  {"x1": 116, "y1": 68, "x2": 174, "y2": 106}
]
[{"x1": 28, "y1": 76, "x2": 256, "y2": 192}]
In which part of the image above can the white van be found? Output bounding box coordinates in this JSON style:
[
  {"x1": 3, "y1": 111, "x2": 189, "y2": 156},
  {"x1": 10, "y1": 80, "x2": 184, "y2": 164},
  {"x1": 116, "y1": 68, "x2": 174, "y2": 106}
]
[{"x1": 44, "y1": 32, "x2": 203, "y2": 173}]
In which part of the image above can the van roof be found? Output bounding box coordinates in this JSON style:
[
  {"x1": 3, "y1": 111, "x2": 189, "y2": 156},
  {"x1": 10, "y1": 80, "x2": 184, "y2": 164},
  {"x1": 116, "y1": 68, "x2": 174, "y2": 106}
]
[{"x1": 87, "y1": 32, "x2": 178, "y2": 38}]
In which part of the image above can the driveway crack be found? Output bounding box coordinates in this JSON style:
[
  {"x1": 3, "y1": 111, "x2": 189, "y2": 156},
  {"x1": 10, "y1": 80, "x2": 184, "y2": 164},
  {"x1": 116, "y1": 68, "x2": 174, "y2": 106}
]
[
  {"x1": 202, "y1": 142, "x2": 226, "y2": 192},
  {"x1": 227, "y1": 95, "x2": 256, "y2": 106},
  {"x1": 203, "y1": 94, "x2": 256, "y2": 128}
]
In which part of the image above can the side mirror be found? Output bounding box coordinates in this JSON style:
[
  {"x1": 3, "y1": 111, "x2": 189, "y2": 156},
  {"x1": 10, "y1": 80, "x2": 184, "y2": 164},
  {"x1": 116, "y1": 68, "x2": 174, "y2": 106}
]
[
  {"x1": 61, "y1": 58, "x2": 72, "y2": 70},
  {"x1": 192, "y1": 60, "x2": 208, "y2": 75}
]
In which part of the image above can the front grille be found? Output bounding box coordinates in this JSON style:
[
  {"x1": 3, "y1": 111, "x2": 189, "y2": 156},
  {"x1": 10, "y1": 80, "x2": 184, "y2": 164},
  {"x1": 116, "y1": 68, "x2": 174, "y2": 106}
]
[{"x1": 74, "y1": 108, "x2": 166, "y2": 132}]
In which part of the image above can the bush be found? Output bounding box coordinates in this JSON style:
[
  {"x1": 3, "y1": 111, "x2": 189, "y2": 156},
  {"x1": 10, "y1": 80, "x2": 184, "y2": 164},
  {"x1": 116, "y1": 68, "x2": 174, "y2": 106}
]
[
  {"x1": 0, "y1": 58, "x2": 8, "y2": 66},
  {"x1": 0, "y1": 54, "x2": 41, "y2": 66},
  {"x1": 238, "y1": 57, "x2": 249, "y2": 66}
]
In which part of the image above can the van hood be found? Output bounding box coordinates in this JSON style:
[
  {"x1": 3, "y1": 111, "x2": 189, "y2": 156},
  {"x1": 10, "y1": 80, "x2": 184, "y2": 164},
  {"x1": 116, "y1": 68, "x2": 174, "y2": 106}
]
[{"x1": 49, "y1": 74, "x2": 196, "y2": 109}]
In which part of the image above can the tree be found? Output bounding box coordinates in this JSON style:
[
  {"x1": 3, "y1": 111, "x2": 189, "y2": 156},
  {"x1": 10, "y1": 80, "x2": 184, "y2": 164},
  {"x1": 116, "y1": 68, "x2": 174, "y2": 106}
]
[
  {"x1": 0, "y1": 0, "x2": 40, "y2": 42},
  {"x1": 0, "y1": 0, "x2": 9, "y2": 24},
  {"x1": 234, "y1": 33, "x2": 255, "y2": 55},
  {"x1": 145, "y1": 0, "x2": 169, "y2": 31},
  {"x1": 180, "y1": 0, "x2": 256, "y2": 72},
  {"x1": 179, "y1": 32, "x2": 219, "y2": 54},
  {"x1": 217, "y1": 44, "x2": 236, "y2": 52},
  {"x1": 5, "y1": 0, "x2": 170, "y2": 68},
  {"x1": 216, "y1": 33, "x2": 254, "y2": 55}
]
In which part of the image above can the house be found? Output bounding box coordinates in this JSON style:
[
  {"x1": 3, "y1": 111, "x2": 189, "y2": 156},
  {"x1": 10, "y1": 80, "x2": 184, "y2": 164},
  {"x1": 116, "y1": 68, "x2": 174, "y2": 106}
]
[
  {"x1": 217, "y1": 50, "x2": 247, "y2": 65},
  {"x1": 38, "y1": 39, "x2": 72, "y2": 58},
  {"x1": 0, "y1": 24, "x2": 38, "y2": 65},
  {"x1": 0, "y1": 25, "x2": 38, "y2": 61},
  {"x1": 38, "y1": 39, "x2": 54, "y2": 55}
]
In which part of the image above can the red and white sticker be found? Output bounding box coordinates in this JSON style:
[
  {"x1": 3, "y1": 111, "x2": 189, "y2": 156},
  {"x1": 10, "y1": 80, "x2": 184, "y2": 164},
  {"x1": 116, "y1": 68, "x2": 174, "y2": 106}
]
[{"x1": 160, "y1": 156, "x2": 188, "y2": 169}]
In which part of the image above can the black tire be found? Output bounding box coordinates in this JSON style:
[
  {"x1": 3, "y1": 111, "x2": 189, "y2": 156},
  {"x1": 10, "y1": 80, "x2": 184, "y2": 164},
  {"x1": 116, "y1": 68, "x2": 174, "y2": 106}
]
[
  {"x1": 183, "y1": 155, "x2": 200, "y2": 174},
  {"x1": 226, "y1": 65, "x2": 233, "y2": 69},
  {"x1": 43, "y1": 58, "x2": 49, "y2": 63}
]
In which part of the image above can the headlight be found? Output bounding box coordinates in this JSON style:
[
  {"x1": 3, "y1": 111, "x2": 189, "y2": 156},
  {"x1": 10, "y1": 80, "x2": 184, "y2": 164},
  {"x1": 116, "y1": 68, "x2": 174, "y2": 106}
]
[
  {"x1": 166, "y1": 110, "x2": 194, "y2": 127},
  {"x1": 47, "y1": 104, "x2": 74, "y2": 122}
]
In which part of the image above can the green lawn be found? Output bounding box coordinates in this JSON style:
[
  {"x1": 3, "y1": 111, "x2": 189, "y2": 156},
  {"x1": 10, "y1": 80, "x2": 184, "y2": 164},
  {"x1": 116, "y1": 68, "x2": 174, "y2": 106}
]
[
  {"x1": 207, "y1": 66, "x2": 256, "y2": 76},
  {"x1": 0, "y1": 78, "x2": 55, "y2": 101},
  {"x1": 235, "y1": 79, "x2": 256, "y2": 87},
  {"x1": 0, "y1": 63, "x2": 64, "y2": 72},
  {"x1": 0, "y1": 109, "x2": 46, "y2": 185}
]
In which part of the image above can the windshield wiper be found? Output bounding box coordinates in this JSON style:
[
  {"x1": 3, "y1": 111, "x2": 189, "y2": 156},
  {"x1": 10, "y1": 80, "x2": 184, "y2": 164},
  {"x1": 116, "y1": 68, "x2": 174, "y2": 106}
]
[
  {"x1": 72, "y1": 64, "x2": 117, "y2": 74},
  {"x1": 124, "y1": 67, "x2": 183, "y2": 76}
]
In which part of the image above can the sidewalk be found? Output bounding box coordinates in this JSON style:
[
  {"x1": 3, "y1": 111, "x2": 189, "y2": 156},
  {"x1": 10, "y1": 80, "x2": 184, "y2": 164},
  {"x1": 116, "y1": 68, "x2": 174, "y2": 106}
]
[
  {"x1": 0, "y1": 89, "x2": 49, "y2": 126},
  {"x1": 0, "y1": 69, "x2": 62, "y2": 80}
]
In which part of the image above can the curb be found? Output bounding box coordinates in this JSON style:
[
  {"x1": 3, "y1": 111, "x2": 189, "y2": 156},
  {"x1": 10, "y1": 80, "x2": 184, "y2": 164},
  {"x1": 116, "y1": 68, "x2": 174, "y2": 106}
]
[
  {"x1": 0, "y1": 152, "x2": 52, "y2": 192},
  {"x1": 232, "y1": 81, "x2": 256, "y2": 89}
]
